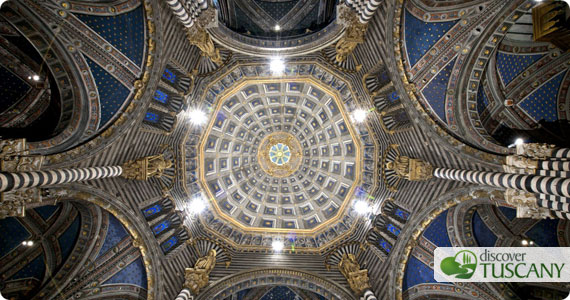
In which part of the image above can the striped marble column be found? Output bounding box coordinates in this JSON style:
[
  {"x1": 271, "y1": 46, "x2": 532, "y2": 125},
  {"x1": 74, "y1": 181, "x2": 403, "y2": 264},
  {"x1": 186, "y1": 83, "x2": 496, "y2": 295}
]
[
  {"x1": 344, "y1": 0, "x2": 382, "y2": 23},
  {"x1": 175, "y1": 288, "x2": 192, "y2": 300},
  {"x1": 433, "y1": 168, "x2": 570, "y2": 198},
  {"x1": 363, "y1": 289, "x2": 378, "y2": 300},
  {"x1": 552, "y1": 210, "x2": 570, "y2": 220},
  {"x1": 538, "y1": 194, "x2": 570, "y2": 212},
  {"x1": 538, "y1": 160, "x2": 570, "y2": 171},
  {"x1": 0, "y1": 166, "x2": 122, "y2": 192},
  {"x1": 166, "y1": 0, "x2": 207, "y2": 28},
  {"x1": 552, "y1": 148, "x2": 570, "y2": 159}
]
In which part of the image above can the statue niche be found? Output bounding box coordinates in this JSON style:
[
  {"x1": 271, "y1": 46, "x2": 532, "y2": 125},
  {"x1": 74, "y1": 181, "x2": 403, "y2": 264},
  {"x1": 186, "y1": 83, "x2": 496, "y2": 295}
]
[
  {"x1": 338, "y1": 253, "x2": 371, "y2": 296},
  {"x1": 184, "y1": 249, "x2": 217, "y2": 295}
]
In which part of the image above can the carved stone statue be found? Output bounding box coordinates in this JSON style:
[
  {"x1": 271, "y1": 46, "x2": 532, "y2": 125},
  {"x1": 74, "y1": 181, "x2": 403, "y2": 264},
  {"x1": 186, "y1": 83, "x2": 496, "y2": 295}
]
[
  {"x1": 187, "y1": 26, "x2": 222, "y2": 65},
  {"x1": 506, "y1": 155, "x2": 539, "y2": 169},
  {"x1": 121, "y1": 154, "x2": 172, "y2": 180},
  {"x1": 335, "y1": 6, "x2": 367, "y2": 63},
  {"x1": 386, "y1": 156, "x2": 433, "y2": 181},
  {"x1": 504, "y1": 189, "x2": 538, "y2": 207},
  {"x1": 184, "y1": 249, "x2": 217, "y2": 295},
  {"x1": 516, "y1": 143, "x2": 556, "y2": 160},
  {"x1": 504, "y1": 189, "x2": 552, "y2": 219},
  {"x1": 338, "y1": 253, "x2": 371, "y2": 296}
]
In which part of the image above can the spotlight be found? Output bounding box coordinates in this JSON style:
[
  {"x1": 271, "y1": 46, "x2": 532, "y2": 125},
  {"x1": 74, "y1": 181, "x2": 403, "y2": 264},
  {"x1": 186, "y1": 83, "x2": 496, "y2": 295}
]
[
  {"x1": 32, "y1": 75, "x2": 40, "y2": 81},
  {"x1": 188, "y1": 195, "x2": 207, "y2": 214},
  {"x1": 354, "y1": 200, "x2": 371, "y2": 215},
  {"x1": 274, "y1": 24, "x2": 281, "y2": 31},
  {"x1": 351, "y1": 109, "x2": 368, "y2": 123},
  {"x1": 514, "y1": 138, "x2": 524, "y2": 146},
  {"x1": 0, "y1": 0, "x2": 8, "y2": 8},
  {"x1": 521, "y1": 239, "x2": 529, "y2": 246},
  {"x1": 272, "y1": 240, "x2": 284, "y2": 252},
  {"x1": 22, "y1": 240, "x2": 34, "y2": 246},
  {"x1": 188, "y1": 109, "x2": 207, "y2": 126},
  {"x1": 270, "y1": 57, "x2": 285, "y2": 74}
]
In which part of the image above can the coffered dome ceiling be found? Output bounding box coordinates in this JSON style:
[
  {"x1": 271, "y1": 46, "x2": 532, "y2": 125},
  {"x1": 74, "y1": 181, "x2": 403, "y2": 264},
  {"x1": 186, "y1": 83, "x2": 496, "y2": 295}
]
[
  {"x1": 185, "y1": 61, "x2": 380, "y2": 249},
  {"x1": 199, "y1": 79, "x2": 361, "y2": 232}
]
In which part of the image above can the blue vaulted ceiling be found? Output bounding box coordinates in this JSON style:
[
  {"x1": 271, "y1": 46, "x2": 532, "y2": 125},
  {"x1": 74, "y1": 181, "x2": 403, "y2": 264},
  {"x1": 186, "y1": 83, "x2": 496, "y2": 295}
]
[
  {"x1": 0, "y1": 65, "x2": 31, "y2": 114},
  {"x1": 403, "y1": 210, "x2": 450, "y2": 292},
  {"x1": 496, "y1": 52, "x2": 544, "y2": 86},
  {"x1": 0, "y1": 204, "x2": 80, "y2": 299},
  {"x1": 74, "y1": 6, "x2": 145, "y2": 67},
  {"x1": 422, "y1": 58, "x2": 457, "y2": 124},
  {"x1": 103, "y1": 257, "x2": 148, "y2": 289},
  {"x1": 472, "y1": 211, "x2": 497, "y2": 247},
  {"x1": 84, "y1": 56, "x2": 131, "y2": 129},
  {"x1": 518, "y1": 71, "x2": 566, "y2": 123},
  {"x1": 403, "y1": 9, "x2": 457, "y2": 67},
  {"x1": 97, "y1": 212, "x2": 129, "y2": 257},
  {"x1": 217, "y1": 0, "x2": 336, "y2": 39}
]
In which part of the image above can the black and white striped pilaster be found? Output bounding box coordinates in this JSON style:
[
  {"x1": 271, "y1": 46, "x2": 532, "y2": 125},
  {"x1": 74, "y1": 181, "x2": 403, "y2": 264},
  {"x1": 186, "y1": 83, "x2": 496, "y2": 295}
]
[
  {"x1": 344, "y1": 0, "x2": 382, "y2": 23},
  {"x1": 537, "y1": 169, "x2": 569, "y2": 178},
  {"x1": 363, "y1": 289, "x2": 378, "y2": 300},
  {"x1": 0, "y1": 166, "x2": 122, "y2": 192},
  {"x1": 552, "y1": 148, "x2": 570, "y2": 159},
  {"x1": 166, "y1": 0, "x2": 208, "y2": 28},
  {"x1": 433, "y1": 168, "x2": 570, "y2": 198},
  {"x1": 175, "y1": 288, "x2": 192, "y2": 300},
  {"x1": 539, "y1": 198, "x2": 570, "y2": 213},
  {"x1": 539, "y1": 194, "x2": 570, "y2": 203},
  {"x1": 553, "y1": 210, "x2": 570, "y2": 220},
  {"x1": 539, "y1": 160, "x2": 570, "y2": 171}
]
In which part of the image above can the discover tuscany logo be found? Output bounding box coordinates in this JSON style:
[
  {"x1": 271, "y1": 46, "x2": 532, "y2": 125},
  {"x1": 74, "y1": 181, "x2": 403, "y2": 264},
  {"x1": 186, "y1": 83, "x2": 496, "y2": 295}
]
[
  {"x1": 435, "y1": 247, "x2": 570, "y2": 282},
  {"x1": 440, "y1": 250, "x2": 477, "y2": 279}
]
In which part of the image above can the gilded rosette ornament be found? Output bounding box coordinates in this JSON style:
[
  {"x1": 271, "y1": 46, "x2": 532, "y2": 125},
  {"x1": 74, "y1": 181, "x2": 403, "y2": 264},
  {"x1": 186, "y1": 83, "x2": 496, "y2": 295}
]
[
  {"x1": 184, "y1": 249, "x2": 217, "y2": 295},
  {"x1": 257, "y1": 132, "x2": 303, "y2": 178},
  {"x1": 338, "y1": 253, "x2": 371, "y2": 296},
  {"x1": 335, "y1": 6, "x2": 367, "y2": 63}
]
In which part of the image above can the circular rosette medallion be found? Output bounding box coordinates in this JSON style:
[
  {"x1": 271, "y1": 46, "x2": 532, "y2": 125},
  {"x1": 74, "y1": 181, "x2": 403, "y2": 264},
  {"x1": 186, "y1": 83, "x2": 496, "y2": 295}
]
[{"x1": 258, "y1": 132, "x2": 302, "y2": 177}]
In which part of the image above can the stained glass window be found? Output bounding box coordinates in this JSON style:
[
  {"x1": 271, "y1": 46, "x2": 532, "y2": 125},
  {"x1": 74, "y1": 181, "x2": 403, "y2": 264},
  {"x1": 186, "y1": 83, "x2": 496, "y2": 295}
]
[
  {"x1": 144, "y1": 112, "x2": 159, "y2": 123},
  {"x1": 161, "y1": 235, "x2": 178, "y2": 253},
  {"x1": 142, "y1": 204, "x2": 161, "y2": 219},
  {"x1": 379, "y1": 238, "x2": 392, "y2": 253},
  {"x1": 152, "y1": 220, "x2": 170, "y2": 236},
  {"x1": 153, "y1": 90, "x2": 168, "y2": 104},
  {"x1": 395, "y1": 208, "x2": 409, "y2": 221},
  {"x1": 162, "y1": 68, "x2": 176, "y2": 83},
  {"x1": 387, "y1": 223, "x2": 401, "y2": 236}
]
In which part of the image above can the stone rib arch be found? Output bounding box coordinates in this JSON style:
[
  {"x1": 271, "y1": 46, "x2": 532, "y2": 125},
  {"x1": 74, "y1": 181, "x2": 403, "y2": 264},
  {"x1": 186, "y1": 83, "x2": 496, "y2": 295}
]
[
  {"x1": 25, "y1": 184, "x2": 164, "y2": 300},
  {"x1": 196, "y1": 267, "x2": 356, "y2": 300}
]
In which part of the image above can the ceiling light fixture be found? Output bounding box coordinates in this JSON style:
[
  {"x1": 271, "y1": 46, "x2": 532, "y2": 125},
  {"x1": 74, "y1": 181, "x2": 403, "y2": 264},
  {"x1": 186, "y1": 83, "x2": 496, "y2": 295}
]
[
  {"x1": 188, "y1": 108, "x2": 208, "y2": 126},
  {"x1": 270, "y1": 57, "x2": 285, "y2": 74},
  {"x1": 354, "y1": 200, "x2": 371, "y2": 215},
  {"x1": 32, "y1": 74, "x2": 40, "y2": 81},
  {"x1": 514, "y1": 138, "x2": 524, "y2": 146},
  {"x1": 351, "y1": 108, "x2": 368, "y2": 123},
  {"x1": 272, "y1": 240, "x2": 284, "y2": 252},
  {"x1": 274, "y1": 24, "x2": 281, "y2": 31},
  {"x1": 188, "y1": 195, "x2": 207, "y2": 215},
  {"x1": 22, "y1": 240, "x2": 34, "y2": 247}
]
